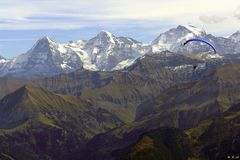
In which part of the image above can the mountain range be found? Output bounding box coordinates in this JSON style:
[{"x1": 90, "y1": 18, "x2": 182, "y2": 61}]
[
  {"x1": 0, "y1": 25, "x2": 240, "y2": 160},
  {"x1": 0, "y1": 58, "x2": 239, "y2": 160},
  {"x1": 0, "y1": 51, "x2": 229, "y2": 122},
  {"x1": 78, "y1": 64, "x2": 240, "y2": 160},
  {"x1": 0, "y1": 24, "x2": 240, "y2": 78},
  {"x1": 0, "y1": 31, "x2": 148, "y2": 77},
  {"x1": 152, "y1": 25, "x2": 240, "y2": 54}
]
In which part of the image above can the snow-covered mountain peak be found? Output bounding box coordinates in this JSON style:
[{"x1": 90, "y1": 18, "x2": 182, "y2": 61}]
[
  {"x1": 27, "y1": 36, "x2": 60, "y2": 56},
  {"x1": 80, "y1": 31, "x2": 149, "y2": 71},
  {"x1": 229, "y1": 31, "x2": 240, "y2": 42},
  {"x1": 0, "y1": 55, "x2": 5, "y2": 60},
  {"x1": 152, "y1": 24, "x2": 208, "y2": 53},
  {"x1": 39, "y1": 36, "x2": 58, "y2": 47},
  {"x1": 175, "y1": 25, "x2": 189, "y2": 31},
  {"x1": 0, "y1": 56, "x2": 6, "y2": 64},
  {"x1": 184, "y1": 24, "x2": 206, "y2": 36},
  {"x1": 1, "y1": 24, "x2": 239, "y2": 78},
  {"x1": 38, "y1": 36, "x2": 56, "y2": 44},
  {"x1": 99, "y1": 30, "x2": 114, "y2": 37},
  {"x1": 91, "y1": 31, "x2": 116, "y2": 44}
]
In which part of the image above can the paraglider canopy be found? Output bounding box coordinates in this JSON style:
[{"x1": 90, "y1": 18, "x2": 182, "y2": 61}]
[{"x1": 183, "y1": 38, "x2": 217, "y2": 54}]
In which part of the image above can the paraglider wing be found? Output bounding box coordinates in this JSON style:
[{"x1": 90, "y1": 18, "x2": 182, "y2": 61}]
[{"x1": 183, "y1": 38, "x2": 217, "y2": 54}]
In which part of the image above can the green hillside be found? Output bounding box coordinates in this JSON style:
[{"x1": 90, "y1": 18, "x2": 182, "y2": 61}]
[{"x1": 0, "y1": 84, "x2": 123, "y2": 160}]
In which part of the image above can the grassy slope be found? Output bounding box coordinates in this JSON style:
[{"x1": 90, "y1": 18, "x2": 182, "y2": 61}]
[{"x1": 0, "y1": 84, "x2": 123, "y2": 160}]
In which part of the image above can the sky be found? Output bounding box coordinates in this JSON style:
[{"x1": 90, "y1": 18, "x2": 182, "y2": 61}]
[{"x1": 0, "y1": 0, "x2": 240, "y2": 58}]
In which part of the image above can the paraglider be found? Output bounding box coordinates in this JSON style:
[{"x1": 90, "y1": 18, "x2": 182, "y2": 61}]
[
  {"x1": 193, "y1": 65, "x2": 197, "y2": 70},
  {"x1": 183, "y1": 38, "x2": 217, "y2": 70},
  {"x1": 183, "y1": 38, "x2": 217, "y2": 54}
]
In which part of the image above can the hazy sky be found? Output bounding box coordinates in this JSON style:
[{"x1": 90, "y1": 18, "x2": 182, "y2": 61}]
[{"x1": 1, "y1": 0, "x2": 240, "y2": 58}]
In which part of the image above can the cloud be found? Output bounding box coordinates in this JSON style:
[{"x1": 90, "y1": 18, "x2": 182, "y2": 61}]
[
  {"x1": 0, "y1": 0, "x2": 239, "y2": 35},
  {"x1": 234, "y1": 6, "x2": 240, "y2": 20},
  {"x1": 199, "y1": 15, "x2": 225, "y2": 24}
]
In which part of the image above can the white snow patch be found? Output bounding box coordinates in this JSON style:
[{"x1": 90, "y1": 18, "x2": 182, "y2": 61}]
[
  {"x1": 112, "y1": 59, "x2": 136, "y2": 70},
  {"x1": 185, "y1": 24, "x2": 205, "y2": 36},
  {"x1": 93, "y1": 47, "x2": 100, "y2": 54},
  {"x1": 105, "y1": 31, "x2": 115, "y2": 44},
  {"x1": 65, "y1": 44, "x2": 96, "y2": 70},
  {"x1": 206, "y1": 54, "x2": 223, "y2": 59},
  {"x1": 61, "y1": 63, "x2": 72, "y2": 70},
  {"x1": 152, "y1": 34, "x2": 172, "y2": 53},
  {"x1": 0, "y1": 59, "x2": 6, "y2": 64},
  {"x1": 152, "y1": 43, "x2": 171, "y2": 53},
  {"x1": 140, "y1": 55, "x2": 146, "y2": 60},
  {"x1": 197, "y1": 63, "x2": 206, "y2": 69},
  {"x1": 58, "y1": 44, "x2": 67, "y2": 53},
  {"x1": 173, "y1": 64, "x2": 192, "y2": 71},
  {"x1": 194, "y1": 53, "x2": 223, "y2": 60},
  {"x1": 177, "y1": 33, "x2": 194, "y2": 42}
]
